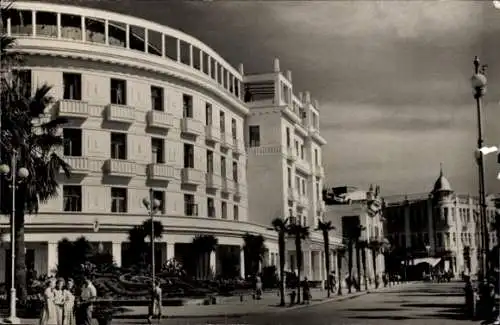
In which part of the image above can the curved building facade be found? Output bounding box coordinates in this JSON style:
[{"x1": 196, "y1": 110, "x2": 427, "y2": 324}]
[{"x1": 0, "y1": 1, "x2": 338, "y2": 282}]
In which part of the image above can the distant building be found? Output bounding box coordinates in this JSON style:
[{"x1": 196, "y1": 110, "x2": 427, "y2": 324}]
[{"x1": 383, "y1": 166, "x2": 497, "y2": 276}]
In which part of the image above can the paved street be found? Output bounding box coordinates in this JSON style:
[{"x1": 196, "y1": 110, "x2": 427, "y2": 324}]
[{"x1": 115, "y1": 281, "x2": 474, "y2": 325}]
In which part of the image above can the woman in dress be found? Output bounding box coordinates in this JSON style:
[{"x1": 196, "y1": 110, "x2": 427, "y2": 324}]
[
  {"x1": 54, "y1": 278, "x2": 66, "y2": 324},
  {"x1": 39, "y1": 278, "x2": 58, "y2": 325},
  {"x1": 147, "y1": 280, "x2": 162, "y2": 324},
  {"x1": 63, "y1": 278, "x2": 76, "y2": 325}
]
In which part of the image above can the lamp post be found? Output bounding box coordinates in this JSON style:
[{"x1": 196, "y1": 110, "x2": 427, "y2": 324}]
[
  {"x1": 471, "y1": 56, "x2": 489, "y2": 279},
  {"x1": 425, "y1": 245, "x2": 431, "y2": 279},
  {"x1": 0, "y1": 149, "x2": 29, "y2": 324},
  {"x1": 142, "y1": 189, "x2": 161, "y2": 291}
]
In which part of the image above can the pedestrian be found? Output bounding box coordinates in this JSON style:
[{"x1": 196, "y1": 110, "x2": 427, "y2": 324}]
[
  {"x1": 39, "y1": 278, "x2": 58, "y2": 325},
  {"x1": 302, "y1": 277, "x2": 311, "y2": 304},
  {"x1": 255, "y1": 276, "x2": 263, "y2": 300},
  {"x1": 77, "y1": 275, "x2": 97, "y2": 325},
  {"x1": 147, "y1": 280, "x2": 162, "y2": 324},
  {"x1": 54, "y1": 278, "x2": 66, "y2": 325},
  {"x1": 63, "y1": 278, "x2": 76, "y2": 325}
]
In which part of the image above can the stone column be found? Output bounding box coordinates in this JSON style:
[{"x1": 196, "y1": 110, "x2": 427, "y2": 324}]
[
  {"x1": 47, "y1": 242, "x2": 58, "y2": 276},
  {"x1": 240, "y1": 247, "x2": 245, "y2": 279},
  {"x1": 210, "y1": 250, "x2": 216, "y2": 277},
  {"x1": 305, "y1": 250, "x2": 313, "y2": 280},
  {"x1": 112, "y1": 242, "x2": 122, "y2": 267},
  {"x1": 166, "y1": 243, "x2": 175, "y2": 261}
]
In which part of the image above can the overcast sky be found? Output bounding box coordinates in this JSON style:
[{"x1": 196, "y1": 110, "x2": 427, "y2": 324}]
[{"x1": 37, "y1": 0, "x2": 500, "y2": 196}]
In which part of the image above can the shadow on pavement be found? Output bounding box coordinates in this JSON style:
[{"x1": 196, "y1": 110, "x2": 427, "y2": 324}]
[
  {"x1": 419, "y1": 307, "x2": 470, "y2": 321},
  {"x1": 401, "y1": 303, "x2": 463, "y2": 309},
  {"x1": 346, "y1": 308, "x2": 407, "y2": 312},
  {"x1": 400, "y1": 293, "x2": 464, "y2": 298}
]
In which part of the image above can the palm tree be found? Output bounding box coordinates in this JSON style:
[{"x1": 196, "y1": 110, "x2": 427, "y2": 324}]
[
  {"x1": 346, "y1": 238, "x2": 354, "y2": 293},
  {"x1": 0, "y1": 47, "x2": 70, "y2": 301},
  {"x1": 272, "y1": 217, "x2": 288, "y2": 306},
  {"x1": 126, "y1": 220, "x2": 164, "y2": 269},
  {"x1": 287, "y1": 223, "x2": 310, "y2": 304},
  {"x1": 192, "y1": 234, "x2": 218, "y2": 279},
  {"x1": 359, "y1": 240, "x2": 368, "y2": 291},
  {"x1": 336, "y1": 246, "x2": 346, "y2": 295},
  {"x1": 243, "y1": 233, "x2": 266, "y2": 277},
  {"x1": 368, "y1": 238, "x2": 382, "y2": 288},
  {"x1": 317, "y1": 220, "x2": 335, "y2": 297}
]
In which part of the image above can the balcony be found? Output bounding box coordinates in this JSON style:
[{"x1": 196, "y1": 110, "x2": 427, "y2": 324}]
[
  {"x1": 104, "y1": 159, "x2": 137, "y2": 177},
  {"x1": 220, "y1": 132, "x2": 231, "y2": 149},
  {"x1": 287, "y1": 188, "x2": 297, "y2": 201},
  {"x1": 286, "y1": 147, "x2": 297, "y2": 161},
  {"x1": 206, "y1": 173, "x2": 222, "y2": 190},
  {"x1": 63, "y1": 156, "x2": 90, "y2": 174},
  {"x1": 105, "y1": 104, "x2": 135, "y2": 123},
  {"x1": 222, "y1": 178, "x2": 235, "y2": 193},
  {"x1": 314, "y1": 165, "x2": 325, "y2": 177},
  {"x1": 205, "y1": 125, "x2": 220, "y2": 142},
  {"x1": 147, "y1": 111, "x2": 174, "y2": 130},
  {"x1": 147, "y1": 163, "x2": 177, "y2": 181},
  {"x1": 234, "y1": 182, "x2": 243, "y2": 198},
  {"x1": 297, "y1": 195, "x2": 309, "y2": 208},
  {"x1": 295, "y1": 159, "x2": 311, "y2": 175},
  {"x1": 181, "y1": 168, "x2": 204, "y2": 185},
  {"x1": 232, "y1": 138, "x2": 243, "y2": 155},
  {"x1": 181, "y1": 118, "x2": 204, "y2": 136},
  {"x1": 56, "y1": 100, "x2": 90, "y2": 119}
]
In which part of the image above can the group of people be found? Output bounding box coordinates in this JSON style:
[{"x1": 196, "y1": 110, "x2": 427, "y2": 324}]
[{"x1": 39, "y1": 275, "x2": 96, "y2": 325}]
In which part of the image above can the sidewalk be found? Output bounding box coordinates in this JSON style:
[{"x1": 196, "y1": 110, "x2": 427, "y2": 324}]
[{"x1": 2, "y1": 281, "x2": 418, "y2": 324}]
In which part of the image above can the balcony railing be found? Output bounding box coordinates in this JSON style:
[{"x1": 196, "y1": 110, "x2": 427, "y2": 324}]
[
  {"x1": 181, "y1": 118, "x2": 204, "y2": 136},
  {"x1": 181, "y1": 168, "x2": 204, "y2": 185},
  {"x1": 315, "y1": 165, "x2": 325, "y2": 177},
  {"x1": 222, "y1": 178, "x2": 235, "y2": 193},
  {"x1": 205, "y1": 125, "x2": 220, "y2": 142},
  {"x1": 286, "y1": 147, "x2": 297, "y2": 161},
  {"x1": 105, "y1": 104, "x2": 135, "y2": 123},
  {"x1": 104, "y1": 159, "x2": 136, "y2": 177},
  {"x1": 295, "y1": 159, "x2": 311, "y2": 175},
  {"x1": 287, "y1": 188, "x2": 297, "y2": 201},
  {"x1": 56, "y1": 100, "x2": 90, "y2": 119},
  {"x1": 63, "y1": 156, "x2": 90, "y2": 174},
  {"x1": 232, "y1": 138, "x2": 243, "y2": 155},
  {"x1": 147, "y1": 111, "x2": 174, "y2": 130},
  {"x1": 234, "y1": 182, "x2": 243, "y2": 198},
  {"x1": 220, "y1": 132, "x2": 231, "y2": 149},
  {"x1": 147, "y1": 163, "x2": 177, "y2": 181}
]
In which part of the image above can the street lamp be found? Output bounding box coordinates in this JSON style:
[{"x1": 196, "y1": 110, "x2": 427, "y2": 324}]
[
  {"x1": 425, "y1": 245, "x2": 431, "y2": 278},
  {"x1": 0, "y1": 150, "x2": 29, "y2": 324},
  {"x1": 471, "y1": 56, "x2": 489, "y2": 279},
  {"x1": 142, "y1": 189, "x2": 161, "y2": 291}
]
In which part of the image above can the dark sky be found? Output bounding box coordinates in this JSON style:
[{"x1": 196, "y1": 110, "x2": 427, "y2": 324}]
[{"x1": 32, "y1": 0, "x2": 500, "y2": 196}]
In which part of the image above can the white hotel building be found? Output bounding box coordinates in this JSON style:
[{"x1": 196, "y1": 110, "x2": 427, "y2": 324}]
[{"x1": 0, "y1": 1, "x2": 339, "y2": 283}]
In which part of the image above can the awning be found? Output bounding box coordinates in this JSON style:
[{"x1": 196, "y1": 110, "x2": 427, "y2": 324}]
[{"x1": 401, "y1": 257, "x2": 441, "y2": 267}]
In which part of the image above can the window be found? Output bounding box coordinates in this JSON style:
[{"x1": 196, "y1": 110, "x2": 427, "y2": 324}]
[
  {"x1": 184, "y1": 194, "x2": 197, "y2": 216},
  {"x1": 295, "y1": 141, "x2": 299, "y2": 156},
  {"x1": 206, "y1": 150, "x2": 214, "y2": 173},
  {"x1": 13, "y1": 69, "x2": 31, "y2": 98},
  {"x1": 219, "y1": 111, "x2": 225, "y2": 133},
  {"x1": 205, "y1": 103, "x2": 212, "y2": 126},
  {"x1": 233, "y1": 205, "x2": 239, "y2": 221},
  {"x1": 302, "y1": 179, "x2": 306, "y2": 195},
  {"x1": 111, "y1": 187, "x2": 127, "y2": 213},
  {"x1": 63, "y1": 73, "x2": 82, "y2": 100},
  {"x1": 231, "y1": 118, "x2": 237, "y2": 139},
  {"x1": 152, "y1": 190, "x2": 165, "y2": 214},
  {"x1": 295, "y1": 176, "x2": 300, "y2": 191},
  {"x1": 249, "y1": 126, "x2": 260, "y2": 147},
  {"x1": 63, "y1": 185, "x2": 82, "y2": 212},
  {"x1": 315, "y1": 182, "x2": 320, "y2": 200},
  {"x1": 151, "y1": 138, "x2": 164, "y2": 163},
  {"x1": 221, "y1": 201, "x2": 227, "y2": 219},
  {"x1": 314, "y1": 149, "x2": 319, "y2": 165},
  {"x1": 63, "y1": 129, "x2": 82, "y2": 157},
  {"x1": 110, "y1": 78, "x2": 126, "y2": 105},
  {"x1": 151, "y1": 86, "x2": 164, "y2": 111},
  {"x1": 207, "y1": 198, "x2": 215, "y2": 218},
  {"x1": 111, "y1": 133, "x2": 127, "y2": 160},
  {"x1": 221, "y1": 156, "x2": 226, "y2": 178},
  {"x1": 183, "y1": 94, "x2": 193, "y2": 118},
  {"x1": 286, "y1": 128, "x2": 290, "y2": 148},
  {"x1": 287, "y1": 168, "x2": 292, "y2": 188},
  {"x1": 300, "y1": 145, "x2": 304, "y2": 159},
  {"x1": 183, "y1": 143, "x2": 194, "y2": 168},
  {"x1": 232, "y1": 162, "x2": 238, "y2": 182}
]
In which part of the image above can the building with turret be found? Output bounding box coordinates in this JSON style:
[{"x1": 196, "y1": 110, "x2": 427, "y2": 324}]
[{"x1": 384, "y1": 166, "x2": 497, "y2": 276}]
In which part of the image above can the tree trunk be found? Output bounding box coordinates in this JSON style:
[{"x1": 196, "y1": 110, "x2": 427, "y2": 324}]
[
  {"x1": 356, "y1": 244, "x2": 361, "y2": 291},
  {"x1": 361, "y1": 247, "x2": 368, "y2": 291},
  {"x1": 348, "y1": 242, "x2": 353, "y2": 293},
  {"x1": 278, "y1": 233, "x2": 286, "y2": 306},
  {"x1": 323, "y1": 235, "x2": 331, "y2": 297},
  {"x1": 372, "y1": 249, "x2": 378, "y2": 288},
  {"x1": 14, "y1": 195, "x2": 27, "y2": 303},
  {"x1": 337, "y1": 253, "x2": 343, "y2": 295}
]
